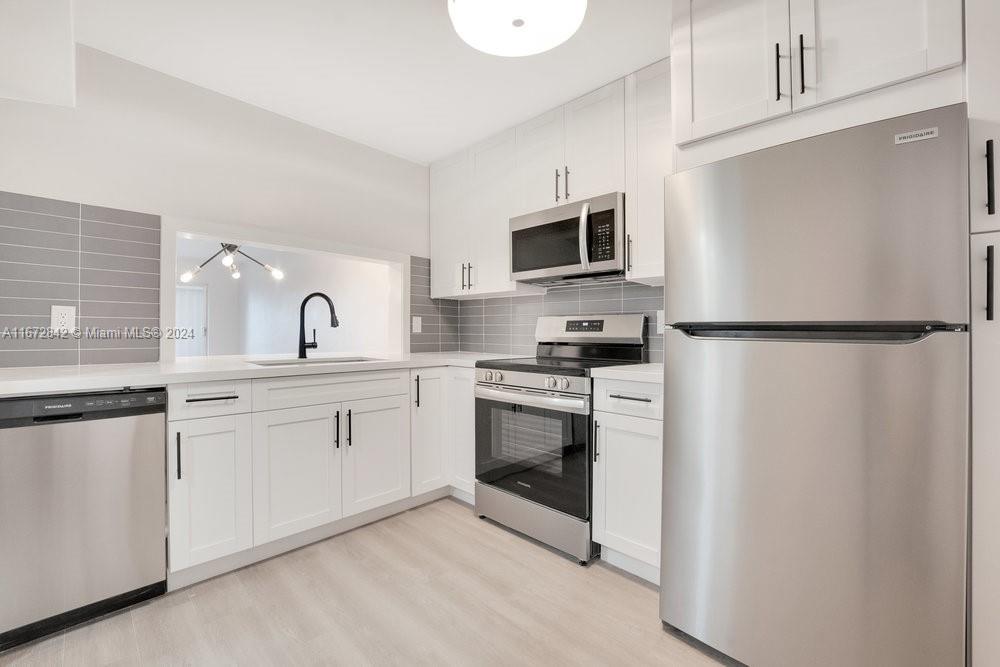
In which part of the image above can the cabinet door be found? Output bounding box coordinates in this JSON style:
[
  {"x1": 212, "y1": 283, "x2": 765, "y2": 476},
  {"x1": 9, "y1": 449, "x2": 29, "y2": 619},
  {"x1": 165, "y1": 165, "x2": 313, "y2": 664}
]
[
  {"x1": 592, "y1": 411, "x2": 662, "y2": 567},
  {"x1": 625, "y1": 60, "x2": 671, "y2": 284},
  {"x1": 790, "y1": 0, "x2": 963, "y2": 111},
  {"x1": 564, "y1": 79, "x2": 626, "y2": 202},
  {"x1": 672, "y1": 0, "x2": 792, "y2": 144},
  {"x1": 447, "y1": 367, "x2": 477, "y2": 494},
  {"x1": 972, "y1": 120, "x2": 1000, "y2": 235},
  {"x1": 973, "y1": 232, "x2": 1000, "y2": 666},
  {"x1": 410, "y1": 368, "x2": 451, "y2": 494},
  {"x1": 342, "y1": 394, "x2": 411, "y2": 516},
  {"x1": 168, "y1": 414, "x2": 252, "y2": 571},
  {"x1": 469, "y1": 130, "x2": 517, "y2": 294},
  {"x1": 514, "y1": 108, "x2": 565, "y2": 216},
  {"x1": 430, "y1": 150, "x2": 471, "y2": 298},
  {"x1": 252, "y1": 404, "x2": 342, "y2": 545}
]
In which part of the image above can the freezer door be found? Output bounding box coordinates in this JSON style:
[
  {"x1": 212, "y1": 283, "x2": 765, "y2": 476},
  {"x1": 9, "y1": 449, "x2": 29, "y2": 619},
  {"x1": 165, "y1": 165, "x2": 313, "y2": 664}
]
[
  {"x1": 660, "y1": 329, "x2": 968, "y2": 667},
  {"x1": 665, "y1": 103, "x2": 969, "y2": 324}
]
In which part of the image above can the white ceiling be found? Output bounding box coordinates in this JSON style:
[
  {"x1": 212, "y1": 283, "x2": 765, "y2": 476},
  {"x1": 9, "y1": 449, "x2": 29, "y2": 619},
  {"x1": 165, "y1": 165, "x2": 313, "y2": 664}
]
[{"x1": 74, "y1": 0, "x2": 670, "y2": 164}]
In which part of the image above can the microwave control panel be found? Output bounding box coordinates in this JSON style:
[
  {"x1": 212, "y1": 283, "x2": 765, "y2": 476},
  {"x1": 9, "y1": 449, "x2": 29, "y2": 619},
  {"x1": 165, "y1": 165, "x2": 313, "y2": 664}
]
[{"x1": 590, "y1": 214, "x2": 615, "y2": 262}]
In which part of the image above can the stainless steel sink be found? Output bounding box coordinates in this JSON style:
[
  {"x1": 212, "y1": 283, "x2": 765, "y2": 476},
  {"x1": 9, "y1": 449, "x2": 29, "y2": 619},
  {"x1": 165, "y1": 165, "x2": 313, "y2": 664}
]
[{"x1": 249, "y1": 356, "x2": 380, "y2": 366}]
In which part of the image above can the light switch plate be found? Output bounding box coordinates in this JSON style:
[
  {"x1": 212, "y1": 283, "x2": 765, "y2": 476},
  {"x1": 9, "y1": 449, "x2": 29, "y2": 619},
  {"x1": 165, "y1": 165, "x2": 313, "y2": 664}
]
[
  {"x1": 411, "y1": 316, "x2": 422, "y2": 334},
  {"x1": 656, "y1": 310, "x2": 665, "y2": 334},
  {"x1": 51, "y1": 304, "x2": 75, "y2": 332}
]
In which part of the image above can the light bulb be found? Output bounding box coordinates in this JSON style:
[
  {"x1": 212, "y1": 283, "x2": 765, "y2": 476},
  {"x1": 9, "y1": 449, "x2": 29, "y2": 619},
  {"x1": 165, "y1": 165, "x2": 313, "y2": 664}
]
[
  {"x1": 230, "y1": 263, "x2": 240, "y2": 279},
  {"x1": 221, "y1": 253, "x2": 234, "y2": 267},
  {"x1": 266, "y1": 264, "x2": 284, "y2": 280},
  {"x1": 179, "y1": 266, "x2": 201, "y2": 283}
]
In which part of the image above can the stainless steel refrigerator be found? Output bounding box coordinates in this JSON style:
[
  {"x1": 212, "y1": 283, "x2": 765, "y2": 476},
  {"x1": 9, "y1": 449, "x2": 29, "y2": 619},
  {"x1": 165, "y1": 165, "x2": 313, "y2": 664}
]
[{"x1": 660, "y1": 104, "x2": 970, "y2": 666}]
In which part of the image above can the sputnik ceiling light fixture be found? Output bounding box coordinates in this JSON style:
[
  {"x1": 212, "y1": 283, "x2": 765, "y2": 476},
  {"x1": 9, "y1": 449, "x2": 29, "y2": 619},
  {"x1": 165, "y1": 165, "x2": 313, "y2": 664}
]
[
  {"x1": 179, "y1": 243, "x2": 284, "y2": 283},
  {"x1": 447, "y1": 0, "x2": 587, "y2": 57}
]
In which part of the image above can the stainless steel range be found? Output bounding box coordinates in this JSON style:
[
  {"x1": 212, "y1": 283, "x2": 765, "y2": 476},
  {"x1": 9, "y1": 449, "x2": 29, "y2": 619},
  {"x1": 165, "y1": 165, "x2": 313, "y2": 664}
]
[{"x1": 474, "y1": 314, "x2": 646, "y2": 563}]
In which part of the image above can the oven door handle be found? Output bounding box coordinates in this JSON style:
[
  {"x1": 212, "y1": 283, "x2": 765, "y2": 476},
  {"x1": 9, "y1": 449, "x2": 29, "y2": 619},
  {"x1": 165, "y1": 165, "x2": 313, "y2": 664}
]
[
  {"x1": 578, "y1": 202, "x2": 591, "y2": 272},
  {"x1": 474, "y1": 385, "x2": 590, "y2": 415}
]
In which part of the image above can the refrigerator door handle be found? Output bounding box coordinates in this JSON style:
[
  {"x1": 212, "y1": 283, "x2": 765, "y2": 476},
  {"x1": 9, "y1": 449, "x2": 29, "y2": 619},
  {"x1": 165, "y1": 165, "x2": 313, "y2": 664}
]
[{"x1": 673, "y1": 323, "x2": 966, "y2": 344}]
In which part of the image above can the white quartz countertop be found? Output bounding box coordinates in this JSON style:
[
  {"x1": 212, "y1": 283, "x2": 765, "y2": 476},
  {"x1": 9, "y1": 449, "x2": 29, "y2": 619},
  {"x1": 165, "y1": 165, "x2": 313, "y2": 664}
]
[
  {"x1": 590, "y1": 363, "x2": 663, "y2": 384},
  {"x1": 0, "y1": 352, "x2": 520, "y2": 399}
]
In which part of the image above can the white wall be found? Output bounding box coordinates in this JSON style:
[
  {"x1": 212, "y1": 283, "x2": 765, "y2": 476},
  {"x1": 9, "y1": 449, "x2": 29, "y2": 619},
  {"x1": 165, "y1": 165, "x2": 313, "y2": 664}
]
[
  {"x1": 176, "y1": 239, "x2": 400, "y2": 358},
  {"x1": 0, "y1": 46, "x2": 429, "y2": 257}
]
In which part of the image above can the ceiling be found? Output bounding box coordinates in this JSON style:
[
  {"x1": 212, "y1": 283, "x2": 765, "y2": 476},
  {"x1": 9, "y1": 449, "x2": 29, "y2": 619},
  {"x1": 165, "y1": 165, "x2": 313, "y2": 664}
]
[{"x1": 74, "y1": 0, "x2": 670, "y2": 164}]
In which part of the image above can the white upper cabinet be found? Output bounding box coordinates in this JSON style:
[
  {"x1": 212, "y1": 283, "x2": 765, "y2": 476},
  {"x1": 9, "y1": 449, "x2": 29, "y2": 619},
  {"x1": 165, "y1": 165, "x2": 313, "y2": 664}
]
[
  {"x1": 342, "y1": 394, "x2": 411, "y2": 517},
  {"x1": 252, "y1": 404, "x2": 343, "y2": 545},
  {"x1": 790, "y1": 0, "x2": 964, "y2": 111},
  {"x1": 429, "y1": 151, "x2": 471, "y2": 299},
  {"x1": 514, "y1": 108, "x2": 566, "y2": 216},
  {"x1": 563, "y1": 79, "x2": 626, "y2": 203},
  {"x1": 410, "y1": 368, "x2": 452, "y2": 495},
  {"x1": 672, "y1": 0, "x2": 792, "y2": 144},
  {"x1": 169, "y1": 414, "x2": 253, "y2": 571},
  {"x1": 469, "y1": 130, "x2": 518, "y2": 295},
  {"x1": 625, "y1": 59, "x2": 672, "y2": 284}
]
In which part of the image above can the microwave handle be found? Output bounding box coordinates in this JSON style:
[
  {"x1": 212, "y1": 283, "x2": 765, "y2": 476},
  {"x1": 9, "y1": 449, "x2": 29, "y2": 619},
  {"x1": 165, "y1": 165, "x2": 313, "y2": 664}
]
[{"x1": 578, "y1": 202, "x2": 591, "y2": 271}]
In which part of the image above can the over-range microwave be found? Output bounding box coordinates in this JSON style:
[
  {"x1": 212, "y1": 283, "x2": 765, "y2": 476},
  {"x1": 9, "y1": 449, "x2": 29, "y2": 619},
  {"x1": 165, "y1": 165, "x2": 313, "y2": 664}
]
[{"x1": 509, "y1": 192, "x2": 625, "y2": 285}]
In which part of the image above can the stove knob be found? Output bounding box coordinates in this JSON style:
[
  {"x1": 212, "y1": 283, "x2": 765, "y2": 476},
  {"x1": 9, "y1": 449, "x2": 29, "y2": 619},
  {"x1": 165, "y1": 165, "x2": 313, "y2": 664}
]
[
  {"x1": 484, "y1": 371, "x2": 494, "y2": 381},
  {"x1": 545, "y1": 376, "x2": 557, "y2": 389},
  {"x1": 494, "y1": 371, "x2": 503, "y2": 382},
  {"x1": 558, "y1": 377, "x2": 570, "y2": 390}
]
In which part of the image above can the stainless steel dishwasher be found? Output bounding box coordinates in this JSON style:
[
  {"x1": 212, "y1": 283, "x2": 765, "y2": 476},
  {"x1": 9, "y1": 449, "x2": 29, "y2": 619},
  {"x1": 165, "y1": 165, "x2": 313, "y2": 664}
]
[{"x1": 0, "y1": 389, "x2": 167, "y2": 652}]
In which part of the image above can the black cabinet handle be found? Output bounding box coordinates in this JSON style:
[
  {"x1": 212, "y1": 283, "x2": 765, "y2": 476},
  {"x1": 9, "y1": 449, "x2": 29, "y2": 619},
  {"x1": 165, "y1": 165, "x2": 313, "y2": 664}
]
[
  {"x1": 347, "y1": 409, "x2": 352, "y2": 446},
  {"x1": 775, "y1": 43, "x2": 781, "y2": 101},
  {"x1": 176, "y1": 431, "x2": 182, "y2": 480},
  {"x1": 564, "y1": 166, "x2": 570, "y2": 200},
  {"x1": 334, "y1": 410, "x2": 340, "y2": 448},
  {"x1": 626, "y1": 235, "x2": 633, "y2": 272},
  {"x1": 593, "y1": 421, "x2": 600, "y2": 462},
  {"x1": 461, "y1": 263, "x2": 467, "y2": 290},
  {"x1": 555, "y1": 168, "x2": 560, "y2": 203},
  {"x1": 988, "y1": 245, "x2": 995, "y2": 322},
  {"x1": 467, "y1": 263, "x2": 473, "y2": 289},
  {"x1": 988, "y1": 139, "x2": 996, "y2": 216},
  {"x1": 609, "y1": 393, "x2": 653, "y2": 403},
  {"x1": 185, "y1": 395, "x2": 239, "y2": 403},
  {"x1": 798, "y1": 34, "x2": 806, "y2": 94},
  {"x1": 415, "y1": 375, "x2": 421, "y2": 407}
]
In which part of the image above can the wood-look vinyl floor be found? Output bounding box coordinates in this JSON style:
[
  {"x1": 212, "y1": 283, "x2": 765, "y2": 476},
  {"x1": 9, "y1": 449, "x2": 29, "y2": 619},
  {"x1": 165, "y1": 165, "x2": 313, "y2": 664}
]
[{"x1": 1, "y1": 498, "x2": 720, "y2": 666}]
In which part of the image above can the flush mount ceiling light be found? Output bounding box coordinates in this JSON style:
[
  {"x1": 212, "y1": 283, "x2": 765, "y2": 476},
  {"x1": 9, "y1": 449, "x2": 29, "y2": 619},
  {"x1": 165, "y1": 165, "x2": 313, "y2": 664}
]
[
  {"x1": 179, "y1": 243, "x2": 284, "y2": 283},
  {"x1": 448, "y1": 0, "x2": 587, "y2": 57}
]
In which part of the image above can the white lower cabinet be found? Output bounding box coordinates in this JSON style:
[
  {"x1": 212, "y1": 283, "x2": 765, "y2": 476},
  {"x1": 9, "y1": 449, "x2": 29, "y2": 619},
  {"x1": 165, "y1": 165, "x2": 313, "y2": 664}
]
[
  {"x1": 168, "y1": 414, "x2": 253, "y2": 571},
  {"x1": 252, "y1": 404, "x2": 343, "y2": 545},
  {"x1": 410, "y1": 368, "x2": 451, "y2": 495},
  {"x1": 342, "y1": 394, "x2": 411, "y2": 517},
  {"x1": 592, "y1": 407, "x2": 663, "y2": 570},
  {"x1": 447, "y1": 367, "x2": 477, "y2": 495}
]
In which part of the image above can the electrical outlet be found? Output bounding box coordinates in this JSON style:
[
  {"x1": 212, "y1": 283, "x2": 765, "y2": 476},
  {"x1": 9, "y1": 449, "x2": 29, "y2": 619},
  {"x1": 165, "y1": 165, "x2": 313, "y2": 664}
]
[
  {"x1": 411, "y1": 316, "x2": 422, "y2": 334},
  {"x1": 51, "y1": 305, "x2": 75, "y2": 332},
  {"x1": 656, "y1": 310, "x2": 665, "y2": 334}
]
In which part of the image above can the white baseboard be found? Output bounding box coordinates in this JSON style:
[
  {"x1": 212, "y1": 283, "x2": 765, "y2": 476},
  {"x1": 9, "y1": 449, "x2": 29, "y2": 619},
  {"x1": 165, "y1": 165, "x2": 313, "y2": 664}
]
[
  {"x1": 449, "y1": 486, "x2": 474, "y2": 505},
  {"x1": 167, "y1": 487, "x2": 451, "y2": 591},
  {"x1": 600, "y1": 546, "x2": 660, "y2": 586}
]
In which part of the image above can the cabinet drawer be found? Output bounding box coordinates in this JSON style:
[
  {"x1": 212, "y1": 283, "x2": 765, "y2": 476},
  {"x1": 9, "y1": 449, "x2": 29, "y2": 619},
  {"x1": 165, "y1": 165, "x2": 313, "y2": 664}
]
[
  {"x1": 252, "y1": 370, "x2": 409, "y2": 412},
  {"x1": 168, "y1": 380, "x2": 252, "y2": 421},
  {"x1": 594, "y1": 379, "x2": 663, "y2": 419}
]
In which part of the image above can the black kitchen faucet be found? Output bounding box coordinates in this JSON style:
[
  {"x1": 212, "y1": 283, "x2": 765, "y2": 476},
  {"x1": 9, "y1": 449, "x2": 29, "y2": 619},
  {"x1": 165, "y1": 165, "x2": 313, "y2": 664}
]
[{"x1": 298, "y1": 292, "x2": 339, "y2": 359}]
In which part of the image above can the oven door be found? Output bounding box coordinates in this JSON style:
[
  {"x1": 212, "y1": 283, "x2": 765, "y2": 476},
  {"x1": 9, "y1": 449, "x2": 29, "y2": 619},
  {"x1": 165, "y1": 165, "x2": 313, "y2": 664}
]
[
  {"x1": 509, "y1": 192, "x2": 624, "y2": 283},
  {"x1": 474, "y1": 385, "x2": 591, "y2": 520}
]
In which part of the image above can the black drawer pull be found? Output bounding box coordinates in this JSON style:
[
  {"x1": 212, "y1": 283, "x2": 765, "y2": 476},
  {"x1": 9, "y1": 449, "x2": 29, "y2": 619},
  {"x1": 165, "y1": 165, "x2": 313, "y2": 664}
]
[
  {"x1": 609, "y1": 394, "x2": 652, "y2": 403},
  {"x1": 775, "y1": 43, "x2": 781, "y2": 101},
  {"x1": 176, "y1": 431, "x2": 182, "y2": 480},
  {"x1": 988, "y1": 245, "x2": 995, "y2": 322},
  {"x1": 334, "y1": 410, "x2": 340, "y2": 448},
  {"x1": 185, "y1": 395, "x2": 239, "y2": 403},
  {"x1": 988, "y1": 139, "x2": 996, "y2": 216},
  {"x1": 798, "y1": 34, "x2": 806, "y2": 94}
]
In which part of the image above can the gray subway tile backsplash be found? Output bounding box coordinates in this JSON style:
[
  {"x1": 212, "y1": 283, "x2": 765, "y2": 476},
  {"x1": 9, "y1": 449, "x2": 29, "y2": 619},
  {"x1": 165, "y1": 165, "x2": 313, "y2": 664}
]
[
  {"x1": 409, "y1": 256, "x2": 664, "y2": 363},
  {"x1": 0, "y1": 189, "x2": 161, "y2": 367}
]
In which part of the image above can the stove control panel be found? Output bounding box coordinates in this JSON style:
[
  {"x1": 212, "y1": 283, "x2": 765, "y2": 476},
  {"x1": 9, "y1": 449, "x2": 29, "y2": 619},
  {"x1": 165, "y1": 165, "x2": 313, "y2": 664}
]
[{"x1": 475, "y1": 369, "x2": 590, "y2": 396}]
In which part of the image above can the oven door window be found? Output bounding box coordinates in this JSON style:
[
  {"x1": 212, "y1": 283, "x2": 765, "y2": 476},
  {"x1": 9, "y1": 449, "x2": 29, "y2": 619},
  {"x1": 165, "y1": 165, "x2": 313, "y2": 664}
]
[{"x1": 475, "y1": 397, "x2": 589, "y2": 520}]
